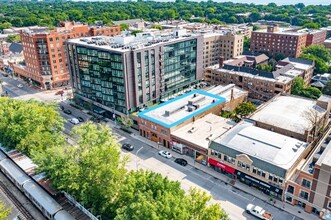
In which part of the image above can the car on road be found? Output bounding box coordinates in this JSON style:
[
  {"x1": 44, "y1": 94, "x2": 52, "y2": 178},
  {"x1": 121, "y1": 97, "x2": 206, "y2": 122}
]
[
  {"x1": 246, "y1": 204, "x2": 273, "y2": 220},
  {"x1": 69, "y1": 118, "x2": 79, "y2": 125},
  {"x1": 63, "y1": 109, "x2": 72, "y2": 114},
  {"x1": 174, "y1": 158, "x2": 188, "y2": 166},
  {"x1": 158, "y1": 150, "x2": 172, "y2": 159},
  {"x1": 77, "y1": 117, "x2": 85, "y2": 122},
  {"x1": 2, "y1": 73, "x2": 8, "y2": 77},
  {"x1": 55, "y1": 90, "x2": 64, "y2": 95},
  {"x1": 17, "y1": 84, "x2": 23, "y2": 88},
  {"x1": 122, "y1": 143, "x2": 134, "y2": 151}
]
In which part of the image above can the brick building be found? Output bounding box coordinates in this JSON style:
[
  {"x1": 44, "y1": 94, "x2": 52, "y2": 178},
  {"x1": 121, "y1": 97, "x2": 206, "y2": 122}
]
[
  {"x1": 14, "y1": 21, "x2": 120, "y2": 89},
  {"x1": 250, "y1": 25, "x2": 308, "y2": 58},
  {"x1": 138, "y1": 85, "x2": 247, "y2": 150},
  {"x1": 297, "y1": 29, "x2": 327, "y2": 47},
  {"x1": 202, "y1": 31, "x2": 244, "y2": 68}
]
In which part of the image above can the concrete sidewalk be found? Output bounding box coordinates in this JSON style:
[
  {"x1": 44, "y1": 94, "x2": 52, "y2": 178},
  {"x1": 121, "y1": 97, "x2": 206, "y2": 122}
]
[{"x1": 126, "y1": 128, "x2": 318, "y2": 220}]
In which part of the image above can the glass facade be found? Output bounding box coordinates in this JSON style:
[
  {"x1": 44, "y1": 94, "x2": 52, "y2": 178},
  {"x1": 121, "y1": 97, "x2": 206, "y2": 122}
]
[
  {"x1": 75, "y1": 46, "x2": 126, "y2": 113},
  {"x1": 163, "y1": 39, "x2": 197, "y2": 96}
]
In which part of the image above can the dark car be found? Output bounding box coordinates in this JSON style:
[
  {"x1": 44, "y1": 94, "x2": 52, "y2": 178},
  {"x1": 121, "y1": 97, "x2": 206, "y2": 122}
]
[
  {"x1": 2, "y1": 73, "x2": 8, "y2": 77},
  {"x1": 77, "y1": 117, "x2": 85, "y2": 122},
  {"x1": 174, "y1": 158, "x2": 188, "y2": 166},
  {"x1": 63, "y1": 109, "x2": 72, "y2": 114},
  {"x1": 122, "y1": 143, "x2": 134, "y2": 151}
]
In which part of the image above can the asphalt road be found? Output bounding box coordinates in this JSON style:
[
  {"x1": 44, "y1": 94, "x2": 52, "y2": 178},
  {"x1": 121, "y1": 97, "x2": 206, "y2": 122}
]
[{"x1": 1, "y1": 74, "x2": 303, "y2": 220}]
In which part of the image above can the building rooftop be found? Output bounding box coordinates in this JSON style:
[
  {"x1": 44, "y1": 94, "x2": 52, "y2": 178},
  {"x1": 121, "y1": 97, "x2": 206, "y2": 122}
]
[
  {"x1": 172, "y1": 113, "x2": 236, "y2": 149},
  {"x1": 138, "y1": 90, "x2": 226, "y2": 129},
  {"x1": 317, "y1": 141, "x2": 331, "y2": 167},
  {"x1": 208, "y1": 64, "x2": 292, "y2": 84},
  {"x1": 278, "y1": 57, "x2": 314, "y2": 71},
  {"x1": 250, "y1": 95, "x2": 326, "y2": 135},
  {"x1": 254, "y1": 27, "x2": 306, "y2": 36},
  {"x1": 67, "y1": 30, "x2": 199, "y2": 52},
  {"x1": 210, "y1": 120, "x2": 308, "y2": 176}
]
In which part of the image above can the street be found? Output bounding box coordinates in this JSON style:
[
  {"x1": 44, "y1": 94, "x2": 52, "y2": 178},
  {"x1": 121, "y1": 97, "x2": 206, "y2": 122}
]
[{"x1": 1, "y1": 75, "x2": 303, "y2": 220}]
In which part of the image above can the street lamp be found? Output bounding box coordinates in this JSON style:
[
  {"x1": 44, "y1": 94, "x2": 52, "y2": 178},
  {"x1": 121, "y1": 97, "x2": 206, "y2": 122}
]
[{"x1": 136, "y1": 146, "x2": 144, "y2": 170}]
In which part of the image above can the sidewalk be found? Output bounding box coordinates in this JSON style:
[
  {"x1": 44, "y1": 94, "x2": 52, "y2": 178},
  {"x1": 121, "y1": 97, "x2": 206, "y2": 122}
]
[{"x1": 125, "y1": 127, "x2": 319, "y2": 220}]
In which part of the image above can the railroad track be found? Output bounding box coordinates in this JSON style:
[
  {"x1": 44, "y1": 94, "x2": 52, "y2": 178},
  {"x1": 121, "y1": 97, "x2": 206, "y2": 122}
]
[{"x1": 0, "y1": 181, "x2": 33, "y2": 220}]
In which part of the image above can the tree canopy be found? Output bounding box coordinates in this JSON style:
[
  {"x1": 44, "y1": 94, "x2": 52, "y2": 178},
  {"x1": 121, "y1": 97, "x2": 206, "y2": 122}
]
[
  {"x1": 0, "y1": 98, "x2": 64, "y2": 155},
  {"x1": 0, "y1": 202, "x2": 11, "y2": 220},
  {"x1": 300, "y1": 45, "x2": 331, "y2": 74},
  {"x1": 0, "y1": 1, "x2": 330, "y2": 28},
  {"x1": 221, "y1": 101, "x2": 256, "y2": 122},
  {"x1": 291, "y1": 77, "x2": 322, "y2": 99}
]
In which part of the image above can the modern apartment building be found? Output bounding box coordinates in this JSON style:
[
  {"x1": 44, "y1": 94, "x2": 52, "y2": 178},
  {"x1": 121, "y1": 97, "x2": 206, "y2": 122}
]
[
  {"x1": 14, "y1": 21, "x2": 120, "y2": 89},
  {"x1": 67, "y1": 30, "x2": 203, "y2": 116},
  {"x1": 202, "y1": 31, "x2": 243, "y2": 68},
  {"x1": 250, "y1": 25, "x2": 308, "y2": 58}
]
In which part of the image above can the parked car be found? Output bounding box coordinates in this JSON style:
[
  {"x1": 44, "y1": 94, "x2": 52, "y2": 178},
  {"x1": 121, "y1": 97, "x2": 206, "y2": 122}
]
[
  {"x1": 122, "y1": 143, "x2": 134, "y2": 151},
  {"x1": 2, "y1": 73, "x2": 8, "y2": 77},
  {"x1": 77, "y1": 117, "x2": 85, "y2": 122},
  {"x1": 158, "y1": 150, "x2": 172, "y2": 159},
  {"x1": 17, "y1": 84, "x2": 23, "y2": 88},
  {"x1": 246, "y1": 204, "x2": 273, "y2": 220},
  {"x1": 63, "y1": 109, "x2": 72, "y2": 114},
  {"x1": 174, "y1": 158, "x2": 188, "y2": 166},
  {"x1": 69, "y1": 118, "x2": 79, "y2": 125},
  {"x1": 55, "y1": 90, "x2": 64, "y2": 95}
]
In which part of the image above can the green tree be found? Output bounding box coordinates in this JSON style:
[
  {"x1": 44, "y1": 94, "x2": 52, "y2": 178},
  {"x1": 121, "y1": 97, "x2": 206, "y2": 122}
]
[
  {"x1": 303, "y1": 22, "x2": 321, "y2": 29},
  {"x1": 291, "y1": 77, "x2": 322, "y2": 99},
  {"x1": 0, "y1": 98, "x2": 65, "y2": 155},
  {"x1": 243, "y1": 36, "x2": 250, "y2": 52},
  {"x1": 120, "y1": 23, "x2": 129, "y2": 31},
  {"x1": 322, "y1": 80, "x2": 331, "y2": 96},
  {"x1": 302, "y1": 45, "x2": 331, "y2": 62},
  {"x1": 0, "y1": 22, "x2": 12, "y2": 30},
  {"x1": 118, "y1": 115, "x2": 133, "y2": 129},
  {"x1": 0, "y1": 202, "x2": 11, "y2": 220},
  {"x1": 113, "y1": 170, "x2": 228, "y2": 220},
  {"x1": 234, "y1": 102, "x2": 256, "y2": 120},
  {"x1": 32, "y1": 122, "x2": 127, "y2": 216},
  {"x1": 256, "y1": 63, "x2": 273, "y2": 72},
  {"x1": 151, "y1": 24, "x2": 163, "y2": 30},
  {"x1": 7, "y1": 34, "x2": 21, "y2": 43},
  {"x1": 300, "y1": 54, "x2": 329, "y2": 74}
]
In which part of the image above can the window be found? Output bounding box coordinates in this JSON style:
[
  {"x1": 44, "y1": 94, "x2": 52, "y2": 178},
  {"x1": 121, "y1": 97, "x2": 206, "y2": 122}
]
[
  {"x1": 261, "y1": 171, "x2": 266, "y2": 178},
  {"x1": 299, "y1": 190, "x2": 309, "y2": 200},
  {"x1": 253, "y1": 167, "x2": 257, "y2": 174},
  {"x1": 286, "y1": 196, "x2": 292, "y2": 203},
  {"x1": 328, "y1": 202, "x2": 331, "y2": 209},
  {"x1": 161, "y1": 129, "x2": 168, "y2": 135},
  {"x1": 302, "y1": 179, "x2": 311, "y2": 189},
  {"x1": 269, "y1": 174, "x2": 273, "y2": 181}
]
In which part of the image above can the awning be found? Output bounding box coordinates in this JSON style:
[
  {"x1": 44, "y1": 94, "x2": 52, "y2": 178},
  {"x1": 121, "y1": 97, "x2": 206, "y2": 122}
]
[{"x1": 208, "y1": 158, "x2": 235, "y2": 174}]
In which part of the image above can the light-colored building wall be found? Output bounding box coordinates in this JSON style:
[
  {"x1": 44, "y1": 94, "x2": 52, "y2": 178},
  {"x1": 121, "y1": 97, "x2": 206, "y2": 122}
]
[{"x1": 203, "y1": 32, "x2": 243, "y2": 68}]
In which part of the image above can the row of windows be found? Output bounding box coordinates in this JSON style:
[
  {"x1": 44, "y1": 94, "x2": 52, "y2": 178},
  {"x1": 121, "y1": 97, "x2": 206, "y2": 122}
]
[{"x1": 210, "y1": 150, "x2": 284, "y2": 185}]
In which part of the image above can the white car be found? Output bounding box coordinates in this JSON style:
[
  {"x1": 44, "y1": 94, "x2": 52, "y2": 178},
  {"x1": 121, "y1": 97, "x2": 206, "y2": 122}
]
[
  {"x1": 17, "y1": 84, "x2": 23, "y2": 88},
  {"x1": 69, "y1": 118, "x2": 79, "y2": 125},
  {"x1": 158, "y1": 150, "x2": 172, "y2": 159},
  {"x1": 246, "y1": 204, "x2": 273, "y2": 220}
]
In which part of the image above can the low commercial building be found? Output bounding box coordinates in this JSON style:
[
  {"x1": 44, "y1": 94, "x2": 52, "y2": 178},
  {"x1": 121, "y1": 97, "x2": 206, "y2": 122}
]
[
  {"x1": 138, "y1": 84, "x2": 247, "y2": 149},
  {"x1": 0, "y1": 54, "x2": 24, "y2": 68},
  {"x1": 285, "y1": 129, "x2": 331, "y2": 217},
  {"x1": 222, "y1": 53, "x2": 269, "y2": 69},
  {"x1": 250, "y1": 95, "x2": 330, "y2": 143},
  {"x1": 209, "y1": 120, "x2": 310, "y2": 199},
  {"x1": 171, "y1": 113, "x2": 236, "y2": 165}
]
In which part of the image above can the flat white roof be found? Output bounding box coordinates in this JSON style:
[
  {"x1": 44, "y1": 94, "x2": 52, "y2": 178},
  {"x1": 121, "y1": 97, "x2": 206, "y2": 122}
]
[
  {"x1": 281, "y1": 69, "x2": 303, "y2": 78},
  {"x1": 251, "y1": 96, "x2": 326, "y2": 135},
  {"x1": 215, "y1": 120, "x2": 308, "y2": 170},
  {"x1": 207, "y1": 84, "x2": 248, "y2": 104},
  {"x1": 172, "y1": 114, "x2": 236, "y2": 149},
  {"x1": 139, "y1": 90, "x2": 225, "y2": 128}
]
